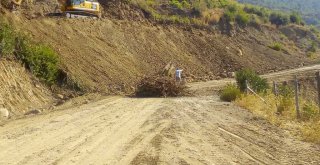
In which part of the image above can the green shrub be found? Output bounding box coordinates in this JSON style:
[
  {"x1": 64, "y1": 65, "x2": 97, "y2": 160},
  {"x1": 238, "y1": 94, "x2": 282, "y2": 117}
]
[
  {"x1": 15, "y1": 35, "x2": 59, "y2": 85},
  {"x1": 170, "y1": 0, "x2": 183, "y2": 10},
  {"x1": 236, "y1": 11, "x2": 250, "y2": 26},
  {"x1": 235, "y1": 69, "x2": 269, "y2": 93},
  {"x1": 182, "y1": 0, "x2": 191, "y2": 9},
  {"x1": 0, "y1": 20, "x2": 60, "y2": 85},
  {"x1": 310, "y1": 25, "x2": 320, "y2": 34},
  {"x1": 301, "y1": 103, "x2": 319, "y2": 121},
  {"x1": 27, "y1": 45, "x2": 59, "y2": 85},
  {"x1": 269, "y1": 42, "x2": 282, "y2": 51},
  {"x1": 269, "y1": 12, "x2": 289, "y2": 26},
  {"x1": 309, "y1": 41, "x2": 317, "y2": 53},
  {"x1": 224, "y1": 10, "x2": 236, "y2": 22},
  {"x1": 223, "y1": 4, "x2": 249, "y2": 26},
  {"x1": 244, "y1": 5, "x2": 269, "y2": 18},
  {"x1": 0, "y1": 22, "x2": 15, "y2": 57},
  {"x1": 227, "y1": 4, "x2": 238, "y2": 13},
  {"x1": 15, "y1": 34, "x2": 30, "y2": 62},
  {"x1": 220, "y1": 84, "x2": 241, "y2": 102},
  {"x1": 290, "y1": 12, "x2": 302, "y2": 25},
  {"x1": 223, "y1": 4, "x2": 238, "y2": 23}
]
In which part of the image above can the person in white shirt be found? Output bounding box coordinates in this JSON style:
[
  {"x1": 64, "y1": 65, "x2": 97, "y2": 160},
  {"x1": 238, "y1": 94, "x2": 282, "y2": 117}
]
[{"x1": 175, "y1": 68, "x2": 183, "y2": 82}]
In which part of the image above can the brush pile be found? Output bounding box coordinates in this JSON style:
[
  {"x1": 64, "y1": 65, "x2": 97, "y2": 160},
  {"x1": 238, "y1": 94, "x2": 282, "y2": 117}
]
[{"x1": 135, "y1": 75, "x2": 188, "y2": 97}]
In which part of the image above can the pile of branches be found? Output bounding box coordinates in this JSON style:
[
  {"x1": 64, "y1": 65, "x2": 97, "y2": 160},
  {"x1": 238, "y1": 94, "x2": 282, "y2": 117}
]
[{"x1": 135, "y1": 75, "x2": 188, "y2": 97}]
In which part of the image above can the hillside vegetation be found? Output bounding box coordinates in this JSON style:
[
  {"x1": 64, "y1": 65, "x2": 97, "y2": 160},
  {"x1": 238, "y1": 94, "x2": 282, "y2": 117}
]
[
  {"x1": 128, "y1": 0, "x2": 305, "y2": 27},
  {"x1": 238, "y1": 0, "x2": 320, "y2": 28}
]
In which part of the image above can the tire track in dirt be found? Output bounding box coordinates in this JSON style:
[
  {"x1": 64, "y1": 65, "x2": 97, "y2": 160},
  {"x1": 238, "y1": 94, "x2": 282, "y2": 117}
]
[{"x1": 0, "y1": 96, "x2": 320, "y2": 164}]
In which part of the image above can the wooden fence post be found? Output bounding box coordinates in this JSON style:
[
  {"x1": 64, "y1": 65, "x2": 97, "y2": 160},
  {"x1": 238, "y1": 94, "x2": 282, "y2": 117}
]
[
  {"x1": 316, "y1": 71, "x2": 320, "y2": 110},
  {"x1": 295, "y1": 75, "x2": 300, "y2": 119},
  {"x1": 273, "y1": 81, "x2": 278, "y2": 96},
  {"x1": 245, "y1": 80, "x2": 249, "y2": 94}
]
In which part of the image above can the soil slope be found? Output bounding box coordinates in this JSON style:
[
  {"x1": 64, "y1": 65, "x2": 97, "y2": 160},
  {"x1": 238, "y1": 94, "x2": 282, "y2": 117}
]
[
  {"x1": 1, "y1": 0, "x2": 317, "y2": 94},
  {"x1": 0, "y1": 60, "x2": 54, "y2": 117},
  {"x1": 3, "y1": 11, "x2": 312, "y2": 93}
]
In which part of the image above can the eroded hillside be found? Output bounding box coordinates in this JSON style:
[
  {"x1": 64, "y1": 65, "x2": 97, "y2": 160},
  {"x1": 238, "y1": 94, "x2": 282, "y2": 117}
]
[
  {"x1": 0, "y1": 60, "x2": 54, "y2": 117},
  {"x1": 5, "y1": 15, "x2": 311, "y2": 92},
  {"x1": 1, "y1": 0, "x2": 317, "y2": 92}
]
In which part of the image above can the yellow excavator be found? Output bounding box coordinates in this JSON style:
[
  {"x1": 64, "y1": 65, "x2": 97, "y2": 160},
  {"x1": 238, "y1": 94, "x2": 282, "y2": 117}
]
[{"x1": 11, "y1": 0, "x2": 102, "y2": 18}]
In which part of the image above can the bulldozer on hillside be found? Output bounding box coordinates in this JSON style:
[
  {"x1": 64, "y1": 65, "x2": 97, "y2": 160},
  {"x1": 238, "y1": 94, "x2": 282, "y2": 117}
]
[{"x1": 11, "y1": 0, "x2": 102, "y2": 18}]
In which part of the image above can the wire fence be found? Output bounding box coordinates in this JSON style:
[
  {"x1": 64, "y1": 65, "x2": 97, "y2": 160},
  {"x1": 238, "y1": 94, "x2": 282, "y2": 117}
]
[{"x1": 247, "y1": 71, "x2": 320, "y2": 119}]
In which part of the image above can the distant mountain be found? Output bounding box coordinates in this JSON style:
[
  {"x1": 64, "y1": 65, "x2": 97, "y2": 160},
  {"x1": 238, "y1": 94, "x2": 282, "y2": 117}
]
[{"x1": 238, "y1": 0, "x2": 320, "y2": 27}]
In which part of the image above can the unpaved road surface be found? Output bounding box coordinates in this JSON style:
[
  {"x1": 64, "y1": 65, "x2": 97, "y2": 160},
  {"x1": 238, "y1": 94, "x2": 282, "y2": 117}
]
[
  {"x1": 1, "y1": 95, "x2": 320, "y2": 165},
  {"x1": 189, "y1": 64, "x2": 320, "y2": 94},
  {"x1": 2, "y1": 65, "x2": 320, "y2": 165}
]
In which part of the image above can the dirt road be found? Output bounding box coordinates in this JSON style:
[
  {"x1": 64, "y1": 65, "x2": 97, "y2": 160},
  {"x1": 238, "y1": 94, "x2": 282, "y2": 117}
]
[
  {"x1": 189, "y1": 64, "x2": 320, "y2": 95},
  {"x1": 1, "y1": 94, "x2": 320, "y2": 165},
  {"x1": 2, "y1": 65, "x2": 320, "y2": 164}
]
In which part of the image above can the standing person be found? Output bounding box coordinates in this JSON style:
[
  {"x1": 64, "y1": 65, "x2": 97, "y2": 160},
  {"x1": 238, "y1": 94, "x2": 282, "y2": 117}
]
[{"x1": 175, "y1": 68, "x2": 183, "y2": 82}]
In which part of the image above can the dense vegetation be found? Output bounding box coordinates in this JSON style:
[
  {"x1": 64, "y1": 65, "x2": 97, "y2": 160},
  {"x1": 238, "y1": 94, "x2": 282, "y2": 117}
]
[
  {"x1": 220, "y1": 69, "x2": 268, "y2": 102},
  {"x1": 238, "y1": 0, "x2": 320, "y2": 28},
  {"x1": 130, "y1": 0, "x2": 304, "y2": 27},
  {"x1": 0, "y1": 21, "x2": 59, "y2": 85}
]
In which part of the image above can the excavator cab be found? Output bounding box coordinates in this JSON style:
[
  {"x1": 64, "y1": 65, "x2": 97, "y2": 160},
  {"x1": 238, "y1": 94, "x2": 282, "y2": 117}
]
[{"x1": 64, "y1": 0, "x2": 101, "y2": 18}]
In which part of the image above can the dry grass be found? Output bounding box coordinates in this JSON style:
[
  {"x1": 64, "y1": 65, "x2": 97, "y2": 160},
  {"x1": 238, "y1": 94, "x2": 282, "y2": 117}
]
[
  {"x1": 236, "y1": 92, "x2": 320, "y2": 143},
  {"x1": 236, "y1": 93, "x2": 284, "y2": 125},
  {"x1": 302, "y1": 121, "x2": 320, "y2": 143}
]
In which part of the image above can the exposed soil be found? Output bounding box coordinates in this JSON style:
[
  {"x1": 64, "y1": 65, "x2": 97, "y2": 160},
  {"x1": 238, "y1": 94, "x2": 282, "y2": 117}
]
[
  {"x1": 1, "y1": 95, "x2": 320, "y2": 164},
  {"x1": 0, "y1": 60, "x2": 55, "y2": 117},
  {"x1": 1, "y1": 2, "x2": 320, "y2": 163},
  {"x1": 1, "y1": 0, "x2": 319, "y2": 120},
  {"x1": 0, "y1": 0, "x2": 316, "y2": 95},
  {"x1": 2, "y1": 13, "x2": 313, "y2": 93},
  {"x1": 2, "y1": 64, "x2": 320, "y2": 164}
]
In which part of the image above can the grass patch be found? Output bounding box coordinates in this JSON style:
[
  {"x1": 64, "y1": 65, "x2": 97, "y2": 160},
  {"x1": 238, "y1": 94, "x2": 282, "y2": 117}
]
[
  {"x1": 302, "y1": 122, "x2": 320, "y2": 144},
  {"x1": 231, "y1": 69, "x2": 320, "y2": 143},
  {"x1": 236, "y1": 90, "x2": 320, "y2": 144},
  {"x1": 220, "y1": 84, "x2": 241, "y2": 102},
  {"x1": 269, "y1": 42, "x2": 282, "y2": 51},
  {"x1": 131, "y1": 0, "x2": 312, "y2": 31},
  {"x1": 0, "y1": 22, "x2": 15, "y2": 57}
]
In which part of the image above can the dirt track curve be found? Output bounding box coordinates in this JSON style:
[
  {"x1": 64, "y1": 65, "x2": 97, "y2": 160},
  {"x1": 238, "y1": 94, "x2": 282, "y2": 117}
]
[{"x1": 1, "y1": 65, "x2": 320, "y2": 164}]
